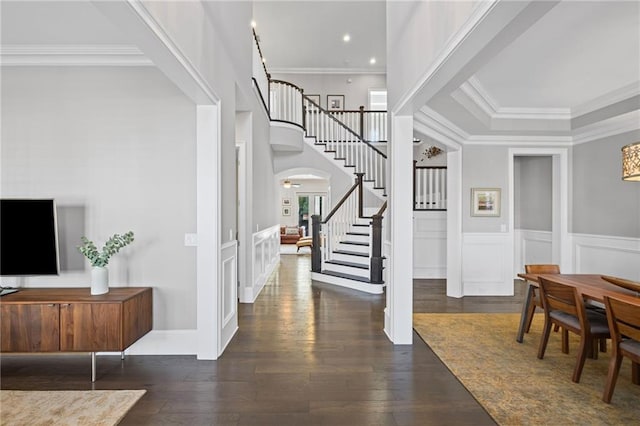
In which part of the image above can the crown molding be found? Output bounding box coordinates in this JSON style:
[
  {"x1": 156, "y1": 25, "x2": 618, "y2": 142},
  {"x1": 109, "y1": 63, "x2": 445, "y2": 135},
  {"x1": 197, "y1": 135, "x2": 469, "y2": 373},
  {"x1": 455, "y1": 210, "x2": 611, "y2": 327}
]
[
  {"x1": 269, "y1": 67, "x2": 386, "y2": 75},
  {"x1": 571, "y1": 82, "x2": 640, "y2": 118},
  {"x1": 0, "y1": 45, "x2": 153, "y2": 66},
  {"x1": 571, "y1": 110, "x2": 640, "y2": 145},
  {"x1": 414, "y1": 107, "x2": 468, "y2": 148},
  {"x1": 465, "y1": 135, "x2": 573, "y2": 146},
  {"x1": 462, "y1": 77, "x2": 571, "y2": 121}
]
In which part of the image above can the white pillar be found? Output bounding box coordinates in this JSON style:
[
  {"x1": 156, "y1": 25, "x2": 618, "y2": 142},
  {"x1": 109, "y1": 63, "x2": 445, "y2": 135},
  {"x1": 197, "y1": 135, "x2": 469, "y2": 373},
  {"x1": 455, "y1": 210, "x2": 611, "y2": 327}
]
[
  {"x1": 384, "y1": 114, "x2": 414, "y2": 344},
  {"x1": 196, "y1": 105, "x2": 220, "y2": 359}
]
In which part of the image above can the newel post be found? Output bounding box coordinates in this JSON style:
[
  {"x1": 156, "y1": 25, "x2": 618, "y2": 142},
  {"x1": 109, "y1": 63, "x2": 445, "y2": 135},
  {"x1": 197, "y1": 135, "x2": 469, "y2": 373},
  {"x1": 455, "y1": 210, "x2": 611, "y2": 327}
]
[
  {"x1": 370, "y1": 214, "x2": 383, "y2": 284},
  {"x1": 311, "y1": 215, "x2": 321, "y2": 272}
]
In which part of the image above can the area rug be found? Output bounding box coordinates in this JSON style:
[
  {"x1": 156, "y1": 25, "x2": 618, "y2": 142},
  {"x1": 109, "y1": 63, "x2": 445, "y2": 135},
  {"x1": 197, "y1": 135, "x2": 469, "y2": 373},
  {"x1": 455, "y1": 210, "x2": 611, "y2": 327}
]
[
  {"x1": 0, "y1": 389, "x2": 146, "y2": 426},
  {"x1": 413, "y1": 313, "x2": 640, "y2": 425}
]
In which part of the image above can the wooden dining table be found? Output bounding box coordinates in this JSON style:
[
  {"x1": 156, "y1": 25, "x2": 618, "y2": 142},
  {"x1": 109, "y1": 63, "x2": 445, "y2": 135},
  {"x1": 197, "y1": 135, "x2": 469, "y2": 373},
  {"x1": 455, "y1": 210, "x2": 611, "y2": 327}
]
[{"x1": 515, "y1": 273, "x2": 640, "y2": 343}]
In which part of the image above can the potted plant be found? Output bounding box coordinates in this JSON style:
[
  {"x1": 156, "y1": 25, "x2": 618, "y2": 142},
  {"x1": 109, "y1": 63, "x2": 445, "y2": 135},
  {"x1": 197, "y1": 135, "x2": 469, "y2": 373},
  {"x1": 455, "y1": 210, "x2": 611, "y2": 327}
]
[{"x1": 78, "y1": 231, "x2": 134, "y2": 295}]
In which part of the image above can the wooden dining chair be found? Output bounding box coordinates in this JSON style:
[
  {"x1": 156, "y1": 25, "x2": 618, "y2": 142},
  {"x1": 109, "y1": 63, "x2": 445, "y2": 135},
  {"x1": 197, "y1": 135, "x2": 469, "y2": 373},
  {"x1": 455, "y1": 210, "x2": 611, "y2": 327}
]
[
  {"x1": 537, "y1": 277, "x2": 610, "y2": 383},
  {"x1": 524, "y1": 264, "x2": 560, "y2": 333},
  {"x1": 602, "y1": 294, "x2": 640, "y2": 403}
]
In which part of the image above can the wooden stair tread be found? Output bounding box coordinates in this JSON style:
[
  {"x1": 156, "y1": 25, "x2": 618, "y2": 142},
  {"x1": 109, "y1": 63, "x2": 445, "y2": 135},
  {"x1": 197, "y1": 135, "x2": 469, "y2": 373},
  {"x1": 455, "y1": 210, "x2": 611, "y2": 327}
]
[{"x1": 320, "y1": 270, "x2": 378, "y2": 284}]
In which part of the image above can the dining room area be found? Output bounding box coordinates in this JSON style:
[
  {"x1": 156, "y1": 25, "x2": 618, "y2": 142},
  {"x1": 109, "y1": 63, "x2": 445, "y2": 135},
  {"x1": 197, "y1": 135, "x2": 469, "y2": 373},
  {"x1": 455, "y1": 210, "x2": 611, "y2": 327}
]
[{"x1": 412, "y1": 265, "x2": 640, "y2": 424}]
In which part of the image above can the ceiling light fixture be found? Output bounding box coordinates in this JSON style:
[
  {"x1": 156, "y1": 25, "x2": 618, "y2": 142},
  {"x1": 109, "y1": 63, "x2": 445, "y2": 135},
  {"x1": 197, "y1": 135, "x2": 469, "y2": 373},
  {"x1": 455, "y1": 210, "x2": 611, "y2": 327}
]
[
  {"x1": 622, "y1": 142, "x2": 640, "y2": 181},
  {"x1": 250, "y1": 20, "x2": 256, "y2": 28},
  {"x1": 343, "y1": 34, "x2": 350, "y2": 42},
  {"x1": 369, "y1": 57, "x2": 376, "y2": 65},
  {"x1": 283, "y1": 180, "x2": 292, "y2": 189}
]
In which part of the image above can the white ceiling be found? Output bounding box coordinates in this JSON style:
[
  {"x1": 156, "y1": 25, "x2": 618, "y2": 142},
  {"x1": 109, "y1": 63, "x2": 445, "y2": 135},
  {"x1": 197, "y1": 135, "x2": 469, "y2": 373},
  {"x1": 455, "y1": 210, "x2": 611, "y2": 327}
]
[
  {"x1": 2, "y1": 1, "x2": 637, "y2": 145},
  {"x1": 252, "y1": 1, "x2": 386, "y2": 73}
]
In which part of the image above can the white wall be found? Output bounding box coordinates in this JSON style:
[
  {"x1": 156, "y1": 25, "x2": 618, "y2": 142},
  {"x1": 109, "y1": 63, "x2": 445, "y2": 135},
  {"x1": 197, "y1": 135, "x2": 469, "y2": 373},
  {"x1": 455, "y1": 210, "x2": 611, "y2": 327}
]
[
  {"x1": 1, "y1": 67, "x2": 196, "y2": 330},
  {"x1": 386, "y1": 0, "x2": 480, "y2": 110}
]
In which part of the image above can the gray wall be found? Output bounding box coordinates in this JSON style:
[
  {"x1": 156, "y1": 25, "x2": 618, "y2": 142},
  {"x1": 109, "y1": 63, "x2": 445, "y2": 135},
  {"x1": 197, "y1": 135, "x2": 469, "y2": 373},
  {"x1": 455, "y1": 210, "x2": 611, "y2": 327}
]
[
  {"x1": 252, "y1": 107, "x2": 279, "y2": 231},
  {"x1": 462, "y1": 145, "x2": 509, "y2": 232},
  {"x1": 572, "y1": 131, "x2": 640, "y2": 238},
  {"x1": 1, "y1": 67, "x2": 197, "y2": 329},
  {"x1": 514, "y1": 156, "x2": 552, "y2": 231}
]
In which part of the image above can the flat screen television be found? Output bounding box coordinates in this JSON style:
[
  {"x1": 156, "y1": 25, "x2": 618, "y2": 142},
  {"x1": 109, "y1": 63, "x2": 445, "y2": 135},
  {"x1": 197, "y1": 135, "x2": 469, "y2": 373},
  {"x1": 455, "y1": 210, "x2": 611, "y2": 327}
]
[{"x1": 0, "y1": 199, "x2": 60, "y2": 276}]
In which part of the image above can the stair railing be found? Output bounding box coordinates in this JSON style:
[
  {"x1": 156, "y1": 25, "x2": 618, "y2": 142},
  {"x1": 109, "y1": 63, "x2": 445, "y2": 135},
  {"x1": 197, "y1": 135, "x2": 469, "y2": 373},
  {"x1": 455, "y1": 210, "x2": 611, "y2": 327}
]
[
  {"x1": 328, "y1": 106, "x2": 387, "y2": 143},
  {"x1": 252, "y1": 29, "x2": 270, "y2": 114},
  {"x1": 414, "y1": 162, "x2": 447, "y2": 210},
  {"x1": 270, "y1": 80, "x2": 304, "y2": 128},
  {"x1": 304, "y1": 96, "x2": 387, "y2": 193},
  {"x1": 311, "y1": 173, "x2": 364, "y2": 273}
]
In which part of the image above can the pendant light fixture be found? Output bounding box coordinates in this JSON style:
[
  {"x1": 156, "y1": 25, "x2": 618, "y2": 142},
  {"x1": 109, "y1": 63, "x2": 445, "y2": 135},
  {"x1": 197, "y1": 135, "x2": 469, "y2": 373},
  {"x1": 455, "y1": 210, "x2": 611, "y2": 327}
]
[{"x1": 622, "y1": 142, "x2": 640, "y2": 181}]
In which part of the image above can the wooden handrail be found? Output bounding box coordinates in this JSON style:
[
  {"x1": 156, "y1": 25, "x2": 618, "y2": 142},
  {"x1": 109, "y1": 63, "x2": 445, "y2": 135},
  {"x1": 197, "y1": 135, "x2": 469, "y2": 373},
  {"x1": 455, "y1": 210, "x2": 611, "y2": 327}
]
[
  {"x1": 303, "y1": 95, "x2": 387, "y2": 159},
  {"x1": 374, "y1": 201, "x2": 387, "y2": 217},
  {"x1": 251, "y1": 77, "x2": 269, "y2": 116},
  {"x1": 270, "y1": 79, "x2": 304, "y2": 94},
  {"x1": 322, "y1": 174, "x2": 363, "y2": 224},
  {"x1": 252, "y1": 28, "x2": 270, "y2": 80},
  {"x1": 415, "y1": 165, "x2": 447, "y2": 170}
]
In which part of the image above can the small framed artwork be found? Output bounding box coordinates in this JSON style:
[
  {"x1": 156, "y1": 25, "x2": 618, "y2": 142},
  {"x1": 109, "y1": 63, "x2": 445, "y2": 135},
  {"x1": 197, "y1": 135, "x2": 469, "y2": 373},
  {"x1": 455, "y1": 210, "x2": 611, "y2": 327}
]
[
  {"x1": 282, "y1": 206, "x2": 291, "y2": 216},
  {"x1": 327, "y1": 94, "x2": 344, "y2": 111},
  {"x1": 306, "y1": 94, "x2": 321, "y2": 107},
  {"x1": 471, "y1": 188, "x2": 501, "y2": 217},
  {"x1": 282, "y1": 198, "x2": 291, "y2": 206}
]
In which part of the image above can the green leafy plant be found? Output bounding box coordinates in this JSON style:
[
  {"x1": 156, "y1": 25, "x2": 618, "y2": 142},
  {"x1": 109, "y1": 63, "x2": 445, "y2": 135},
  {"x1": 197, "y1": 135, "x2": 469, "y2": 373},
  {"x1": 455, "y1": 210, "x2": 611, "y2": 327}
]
[{"x1": 78, "y1": 231, "x2": 135, "y2": 267}]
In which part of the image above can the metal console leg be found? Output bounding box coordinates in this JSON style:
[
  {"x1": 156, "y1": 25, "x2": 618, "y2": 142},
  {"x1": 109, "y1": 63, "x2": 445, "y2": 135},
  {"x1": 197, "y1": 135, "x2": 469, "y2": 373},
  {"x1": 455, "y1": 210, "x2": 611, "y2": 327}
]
[{"x1": 91, "y1": 352, "x2": 96, "y2": 382}]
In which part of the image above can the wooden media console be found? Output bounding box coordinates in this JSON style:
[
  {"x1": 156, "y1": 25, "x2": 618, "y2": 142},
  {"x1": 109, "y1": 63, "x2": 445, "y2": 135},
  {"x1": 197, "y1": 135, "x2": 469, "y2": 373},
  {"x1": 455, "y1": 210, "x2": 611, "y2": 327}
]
[{"x1": 0, "y1": 287, "x2": 152, "y2": 381}]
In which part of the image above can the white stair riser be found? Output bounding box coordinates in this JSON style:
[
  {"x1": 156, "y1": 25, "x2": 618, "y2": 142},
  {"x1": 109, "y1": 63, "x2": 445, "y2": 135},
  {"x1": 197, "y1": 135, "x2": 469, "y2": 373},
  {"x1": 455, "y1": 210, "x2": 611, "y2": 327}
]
[
  {"x1": 332, "y1": 252, "x2": 369, "y2": 263},
  {"x1": 337, "y1": 243, "x2": 369, "y2": 254},
  {"x1": 323, "y1": 263, "x2": 370, "y2": 278},
  {"x1": 353, "y1": 219, "x2": 371, "y2": 227},
  {"x1": 345, "y1": 234, "x2": 370, "y2": 243},
  {"x1": 311, "y1": 272, "x2": 384, "y2": 295}
]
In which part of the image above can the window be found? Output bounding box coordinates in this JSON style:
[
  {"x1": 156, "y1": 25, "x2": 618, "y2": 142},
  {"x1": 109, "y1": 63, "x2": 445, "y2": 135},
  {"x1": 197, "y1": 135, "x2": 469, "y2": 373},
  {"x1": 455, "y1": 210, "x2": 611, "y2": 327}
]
[{"x1": 368, "y1": 89, "x2": 387, "y2": 111}]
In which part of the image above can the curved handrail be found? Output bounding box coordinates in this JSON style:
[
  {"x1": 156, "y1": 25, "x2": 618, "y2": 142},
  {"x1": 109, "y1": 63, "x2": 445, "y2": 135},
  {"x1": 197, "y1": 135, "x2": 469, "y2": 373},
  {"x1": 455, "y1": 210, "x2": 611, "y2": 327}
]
[
  {"x1": 271, "y1": 79, "x2": 304, "y2": 94},
  {"x1": 374, "y1": 201, "x2": 387, "y2": 217}
]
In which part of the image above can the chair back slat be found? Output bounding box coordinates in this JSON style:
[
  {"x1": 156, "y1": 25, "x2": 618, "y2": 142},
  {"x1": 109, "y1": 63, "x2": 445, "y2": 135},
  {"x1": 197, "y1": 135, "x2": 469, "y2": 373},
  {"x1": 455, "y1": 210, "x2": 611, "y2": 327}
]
[
  {"x1": 525, "y1": 264, "x2": 560, "y2": 274},
  {"x1": 539, "y1": 278, "x2": 581, "y2": 317},
  {"x1": 604, "y1": 296, "x2": 640, "y2": 342}
]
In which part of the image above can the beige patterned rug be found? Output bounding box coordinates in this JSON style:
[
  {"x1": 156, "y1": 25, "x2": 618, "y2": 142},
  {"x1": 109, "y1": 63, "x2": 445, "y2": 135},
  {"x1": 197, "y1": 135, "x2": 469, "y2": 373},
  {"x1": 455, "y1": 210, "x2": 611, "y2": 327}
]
[
  {"x1": 0, "y1": 389, "x2": 145, "y2": 426},
  {"x1": 414, "y1": 313, "x2": 640, "y2": 425}
]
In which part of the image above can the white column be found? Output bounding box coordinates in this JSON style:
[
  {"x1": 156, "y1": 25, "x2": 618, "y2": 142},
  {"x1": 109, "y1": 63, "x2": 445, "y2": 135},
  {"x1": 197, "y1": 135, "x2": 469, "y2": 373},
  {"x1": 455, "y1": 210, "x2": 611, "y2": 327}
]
[
  {"x1": 446, "y1": 150, "x2": 463, "y2": 297},
  {"x1": 197, "y1": 105, "x2": 220, "y2": 359},
  {"x1": 385, "y1": 114, "x2": 413, "y2": 344}
]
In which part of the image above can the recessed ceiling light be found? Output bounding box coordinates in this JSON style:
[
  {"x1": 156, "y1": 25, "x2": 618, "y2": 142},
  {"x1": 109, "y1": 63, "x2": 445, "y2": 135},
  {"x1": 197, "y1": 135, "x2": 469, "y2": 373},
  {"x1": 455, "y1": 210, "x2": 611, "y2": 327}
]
[
  {"x1": 251, "y1": 20, "x2": 256, "y2": 28},
  {"x1": 369, "y1": 57, "x2": 376, "y2": 65},
  {"x1": 343, "y1": 34, "x2": 351, "y2": 42}
]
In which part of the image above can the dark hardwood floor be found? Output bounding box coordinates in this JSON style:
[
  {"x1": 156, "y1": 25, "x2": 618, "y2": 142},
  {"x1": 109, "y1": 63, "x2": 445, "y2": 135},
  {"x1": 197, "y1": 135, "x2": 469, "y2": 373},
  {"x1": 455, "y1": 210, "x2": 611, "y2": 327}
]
[{"x1": 1, "y1": 255, "x2": 526, "y2": 425}]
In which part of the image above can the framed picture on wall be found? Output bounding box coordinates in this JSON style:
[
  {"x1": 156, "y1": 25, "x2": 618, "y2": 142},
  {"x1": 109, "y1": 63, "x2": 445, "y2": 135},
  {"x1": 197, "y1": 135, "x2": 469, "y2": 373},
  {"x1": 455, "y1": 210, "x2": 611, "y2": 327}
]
[
  {"x1": 327, "y1": 95, "x2": 344, "y2": 111},
  {"x1": 471, "y1": 188, "x2": 501, "y2": 217},
  {"x1": 282, "y1": 207, "x2": 291, "y2": 216},
  {"x1": 306, "y1": 94, "x2": 321, "y2": 107},
  {"x1": 282, "y1": 198, "x2": 291, "y2": 206}
]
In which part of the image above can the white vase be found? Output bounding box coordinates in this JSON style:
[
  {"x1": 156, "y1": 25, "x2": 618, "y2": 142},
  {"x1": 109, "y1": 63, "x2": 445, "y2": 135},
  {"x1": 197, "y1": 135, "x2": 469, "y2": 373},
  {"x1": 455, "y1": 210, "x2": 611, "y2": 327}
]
[{"x1": 91, "y1": 266, "x2": 109, "y2": 295}]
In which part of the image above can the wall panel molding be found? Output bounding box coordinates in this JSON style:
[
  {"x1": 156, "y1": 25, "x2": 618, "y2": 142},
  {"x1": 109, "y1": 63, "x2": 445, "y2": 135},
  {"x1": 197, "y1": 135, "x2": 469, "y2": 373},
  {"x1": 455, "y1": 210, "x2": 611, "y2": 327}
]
[
  {"x1": 462, "y1": 232, "x2": 512, "y2": 296},
  {"x1": 242, "y1": 224, "x2": 280, "y2": 303},
  {"x1": 572, "y1": 233, "x2": 640, "y2": 279}
]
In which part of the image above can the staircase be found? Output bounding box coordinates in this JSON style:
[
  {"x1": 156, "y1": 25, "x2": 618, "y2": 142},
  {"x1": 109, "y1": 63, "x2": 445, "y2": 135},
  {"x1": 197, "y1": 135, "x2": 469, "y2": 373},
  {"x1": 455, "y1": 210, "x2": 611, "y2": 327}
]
[{"x1": 253, "y1": 29, "x2": 387, "y2": 294}]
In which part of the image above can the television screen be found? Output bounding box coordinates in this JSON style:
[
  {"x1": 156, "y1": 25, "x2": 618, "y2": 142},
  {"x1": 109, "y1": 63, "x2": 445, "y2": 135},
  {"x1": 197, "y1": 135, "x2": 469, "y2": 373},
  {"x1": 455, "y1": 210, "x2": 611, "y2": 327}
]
[{"x1": 0, "y1": 199, "x2": 60, "y2": 276}]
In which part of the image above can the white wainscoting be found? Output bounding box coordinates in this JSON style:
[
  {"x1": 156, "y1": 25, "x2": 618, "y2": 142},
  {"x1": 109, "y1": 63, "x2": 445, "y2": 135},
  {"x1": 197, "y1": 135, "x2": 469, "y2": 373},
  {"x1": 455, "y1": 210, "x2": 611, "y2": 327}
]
[
  {"x1": 462, "y1": 232, "x2": 513, "y2": 296},
  {"x1": 242, "y1": 224, "x2": 280, "y2": 303},
  {"x1": 514, "y1": 229, "x2": 553, "y2": 275},
  {"x1": 571, "y1": 233, "x2": 640, "y2": 280},
  {"x1": 219, "y1": 240, "x2": 238, "y2": 354},
  {"x1": 413, "y1": 211, "x2": 447, "y2": 279}
]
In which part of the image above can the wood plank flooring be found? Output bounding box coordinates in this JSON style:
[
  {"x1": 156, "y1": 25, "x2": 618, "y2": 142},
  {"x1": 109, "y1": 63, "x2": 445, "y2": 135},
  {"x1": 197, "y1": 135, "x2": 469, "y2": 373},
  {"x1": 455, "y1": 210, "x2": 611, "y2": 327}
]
[{"x1": 1, "y1": 255, "x2": 526, "y2": 425}]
